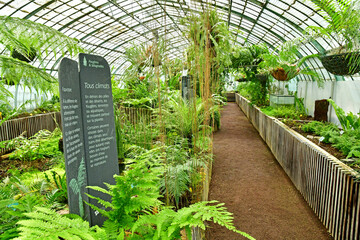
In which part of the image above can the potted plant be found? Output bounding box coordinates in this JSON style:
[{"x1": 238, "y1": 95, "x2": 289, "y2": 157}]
[{"x1": 304, "y1": 0, "x2": 360, "y2": 75}]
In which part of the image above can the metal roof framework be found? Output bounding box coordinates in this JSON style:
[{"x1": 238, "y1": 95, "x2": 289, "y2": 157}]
[{"x1": 0, "y1": 0, "x2": 358, "y2": 81}]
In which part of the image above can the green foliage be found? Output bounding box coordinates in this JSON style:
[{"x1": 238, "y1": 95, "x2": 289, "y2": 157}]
[
  {"x1": 261, "y1": 105, "x2": 306, "y2": 120},
  {"x1": 0, "y1": 16, "x2": 83, "y2": 60},
  {"x1": 31, "y1": 95, "x2": 60, "y2": 115},
  {"x1": 0, "y1": 56, "x2": 56, "y2": 91},
  {"x1": 304, "y1": 0, "x2": 360, "y2": 52},
  {"x1": 43, "y1": 171, "x2": 67, "y2": 205},
  {"x1": 86, "y1": 153, "x2": 252, "y2": 240},
  {"x1": 301, "y1": 120, "x2": 360, "y2": 158},
  {"x1": 14, "y1": 207, "x2": 106, "y2": 240},
  {"x1": 236, "y1": 67, "x2": 269, "y2": 106},
  {"x1": 162, "y1": 95, "x2": 205, "y2": 142},
  {"x1": 328, "y1": 99, "x2": 360, "y2": 131},
  {"x1": 0, "y1": 128, "x2": 62, "y2": 161},
  {"x1": 132, "y1": 201, "x2": 255, "y2": 240},
  {"x1": 258, "y1": 39, "x2": 322, "y2": 85},
  {"x1": 332, "y1": 129, "x2": 360, "y2": 158},
  {"x1": 167, "y1": 72, "x2": 182, "y2": 91},
  {"x1": 0, "y1": 16, "x2": 84, "y2": 95},
  {"x1": 0, "y1": 193, "x2": 45, "y2": 239},
  {"x1": 302, "y1": 121, "x2": 340, "y2": 143},
  {"x1": 86, "y1": 151, "x2": 163, "y2": 232},
  {"x1": 231, "y1": 43, "x2": 269, "y2": 68},
  {"x1": 161, "y1": 143, "x2": 206, "y2": 208}
]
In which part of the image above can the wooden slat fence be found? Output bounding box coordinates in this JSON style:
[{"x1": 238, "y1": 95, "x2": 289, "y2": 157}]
[
  {"x1": 0, "y1": 112, "x2": 62, "y2": 142},
  {"x1": 236, "y1": 93, "x2": 360, "y2": 240},
  {"x1": 0, "y1": 112, "x2": 62, "y2": 155}
]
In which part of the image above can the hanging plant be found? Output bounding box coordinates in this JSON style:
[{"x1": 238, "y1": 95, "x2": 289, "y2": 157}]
[
  {"x1": 319, "y1": 52, "x2": 360, "y2": 75},
  {"x1": 304, "y1": 0, "x2": 360, "y2": 75},
  {"x1": 258, "y1": 39, "x2": 322, "y2": 86},
  {"x1": 270, "y1": 65, "x2": 300, "y2": 81}
]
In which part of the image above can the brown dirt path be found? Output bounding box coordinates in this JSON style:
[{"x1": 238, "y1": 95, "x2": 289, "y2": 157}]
[{"x1": 206, "y1": 103, "x2": 333, "y2": 240}]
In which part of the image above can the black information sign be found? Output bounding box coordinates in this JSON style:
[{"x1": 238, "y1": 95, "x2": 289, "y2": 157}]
[
  {"x1": 58, "y1": 58, "x2": 90, "y2": 221},
  {"x1": 79, "y1": 53, "x2": 119, "y2": 226},
  {"x1": 58, "y1": 54, "x2": 119, "y2": 227}
]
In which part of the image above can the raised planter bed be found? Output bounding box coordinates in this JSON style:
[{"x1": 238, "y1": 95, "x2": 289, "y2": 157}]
[{"x1": 236, "y1": 93, "x2": 360, "y2": 240}]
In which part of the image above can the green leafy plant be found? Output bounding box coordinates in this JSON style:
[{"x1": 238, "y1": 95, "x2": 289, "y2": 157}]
[
  {"x1": 231, "y1": 43, "x2": 269, "y2": 68},
  {"x1": 261, "y1": 104, "x2": 307, "y2": 120},
  {"x1": 0, "y1": 16, "x2": 84, "y2": 94},
  {"x1": 259, "y1": 40, "x2": 322, "y2": 85},
  {"x1": 86, "y1": 150, "x2": 163, "y2": 234},
  {"x1": 0, "y1": 192, "x2": 45, "y2": 239},
  {"x1": 14, "y1": 207, "x2": 106, "y2": 240},
  {"x1": 332, "y1": 129, "x2": 360, "y2": 158},
  {"x1": 304, "y1": 0, "x2": 360, "y2": 54},
  {"x1": 131, "y1": 200, "x2": 254, "y2": 240},
  {"x1": 43, "y1": 171, "x2": 67, "y2": 204},
  {"x1": 0, "y1": 128, "x2": 62, "y2": 161},
  {"x1": 85, "y1": 154, "x2": 253, "y2": 240},
  {"x1": 328, "y1": 99, "x2": 360, "y2": 130}
]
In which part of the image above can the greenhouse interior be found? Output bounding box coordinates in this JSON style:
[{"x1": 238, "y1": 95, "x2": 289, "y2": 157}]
[{"x1": 0, "y1": 0, "x2": 360, "y2": 239}]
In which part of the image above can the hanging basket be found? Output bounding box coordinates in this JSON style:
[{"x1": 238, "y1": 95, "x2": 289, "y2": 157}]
[
  {"x1": 320, "y1": 52, "x2": 360, "y2": 76},
  {"x1": 11, "y1": 48, "x2": 37, "y2": 63},
  {"x1": 271, "y1": 67, "x2": 299, "y2": 81}
]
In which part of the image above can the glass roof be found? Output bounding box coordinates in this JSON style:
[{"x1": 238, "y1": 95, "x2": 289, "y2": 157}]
[{"x1": 1, "y1": 0, "x2": 358, "y2": 81}]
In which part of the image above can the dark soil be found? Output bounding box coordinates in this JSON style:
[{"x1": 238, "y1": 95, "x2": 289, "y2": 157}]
[
  {"x1": 282, "y1": 119, "x2": 347, "y2": 160},
  {"x1": 0, "y1": 156, "x2": 53, "y2": 180},
  {"x1": 206, "y1": 103, "x2": 333, "y2": 240}
]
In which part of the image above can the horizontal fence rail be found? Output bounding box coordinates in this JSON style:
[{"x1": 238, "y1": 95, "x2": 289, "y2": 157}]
[{"x1": 235, "y1": 93, "x2": 360, "y2": 240}]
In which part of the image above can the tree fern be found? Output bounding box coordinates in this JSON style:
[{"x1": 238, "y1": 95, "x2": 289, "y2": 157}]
[
  {"x1": 0, "y1": 16, "x2": 84, "y2": 96},
  {"x1": 0, "y1": 16, "x2": 83, "y2": 60},
  {"x1": 0, "y1": 55, "x2": 56, "y2": 89},
  {"x1": 14, "y1": 207, "x2": 106, "y2": 240}
]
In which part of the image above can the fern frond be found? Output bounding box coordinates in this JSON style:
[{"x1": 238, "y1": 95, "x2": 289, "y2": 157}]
[
  {"x1": 84, "y1": 197, "x2": 112, "y2": 216},
  {"x1": 0, "y1": 16, "x2": 84, "y2": 59},
  {"x1": 15, "y1": 207, "x2": 105, "y2": 240},
  {"x1": 0, "y1": 55, "x2": 56, "y2": 91}
]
